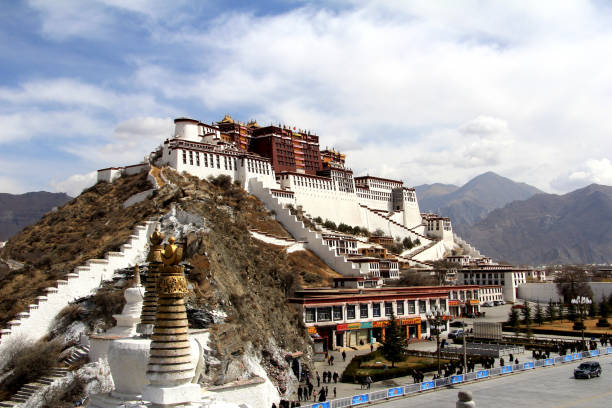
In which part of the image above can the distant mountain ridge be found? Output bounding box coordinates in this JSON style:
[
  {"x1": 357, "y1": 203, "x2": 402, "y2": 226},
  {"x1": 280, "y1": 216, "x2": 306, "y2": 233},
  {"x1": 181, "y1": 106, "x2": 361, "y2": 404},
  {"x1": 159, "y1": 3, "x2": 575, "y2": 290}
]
[
  {"x1": 460, "y1": 184, "x2": 612, "y2": 265},
  {"x1": 417, "y1": 171, "x2": 543, "y2": 226},
  {"x1": 0, "y1": 192, "x2": 72, "y2": 240}
]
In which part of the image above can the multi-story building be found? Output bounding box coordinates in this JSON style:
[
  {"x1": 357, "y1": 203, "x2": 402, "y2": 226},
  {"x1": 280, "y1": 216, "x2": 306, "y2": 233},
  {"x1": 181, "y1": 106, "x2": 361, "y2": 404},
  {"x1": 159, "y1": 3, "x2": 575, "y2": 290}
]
[
  {"x1": 479, "y1": 286, "x2": 504, "y2": 304},
  {"x1": 290, "y1": 285, "x2": 480, "y2": 350},
  {"x1": 321, "y1": 233, "x2": 358, "y2": 256},
  {"x1": 458, "y1": 265, "x2": 529, "y2": 303}
]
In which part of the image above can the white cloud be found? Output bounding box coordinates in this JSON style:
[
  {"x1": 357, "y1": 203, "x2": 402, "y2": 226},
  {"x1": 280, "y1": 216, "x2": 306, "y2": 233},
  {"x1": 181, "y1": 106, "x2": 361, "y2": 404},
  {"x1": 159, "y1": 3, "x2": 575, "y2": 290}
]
[
  {"x1": 49, "y1": 171, "x2": 97, "y2": 197},
  {"x1": 63, "y1": 116, "x2": 173, "y2": 166},
  {"x1": 551, "y1": 159, "x2": 612, "y2": 191},
  {"x1": 0, "y1": 176, "x2": 27, "y2": 194}
]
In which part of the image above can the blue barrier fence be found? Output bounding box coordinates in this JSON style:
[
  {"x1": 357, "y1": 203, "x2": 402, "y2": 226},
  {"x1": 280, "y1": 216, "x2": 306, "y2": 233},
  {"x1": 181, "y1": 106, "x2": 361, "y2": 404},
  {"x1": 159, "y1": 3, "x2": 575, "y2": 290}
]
[{"x1": 300, "y1": 347, "x2": 610, "y2": 408}]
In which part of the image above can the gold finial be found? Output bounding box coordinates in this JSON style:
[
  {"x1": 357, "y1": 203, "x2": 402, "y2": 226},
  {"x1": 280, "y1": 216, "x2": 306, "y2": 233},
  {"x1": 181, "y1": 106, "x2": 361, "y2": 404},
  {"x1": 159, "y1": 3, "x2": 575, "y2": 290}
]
[
  {"x1": 161, "y1": 236, "x2": 183, "y2": 267},
  {"x1": 150, "y1": 229, "x2": 164, "y2": 245},
  {"x1": 134, "y1": 265, "x2": 141, "y2": 286}
]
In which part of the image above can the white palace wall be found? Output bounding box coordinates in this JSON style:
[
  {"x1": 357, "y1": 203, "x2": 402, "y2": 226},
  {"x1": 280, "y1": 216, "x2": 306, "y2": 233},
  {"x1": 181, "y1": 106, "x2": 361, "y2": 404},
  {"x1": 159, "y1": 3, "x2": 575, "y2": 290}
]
[
  {"x1": 0, "y1": 221, "x2": 158, "y2": 364},
  {"x1": 517, "y1": 282, "x2": 612, "y2": 303}
]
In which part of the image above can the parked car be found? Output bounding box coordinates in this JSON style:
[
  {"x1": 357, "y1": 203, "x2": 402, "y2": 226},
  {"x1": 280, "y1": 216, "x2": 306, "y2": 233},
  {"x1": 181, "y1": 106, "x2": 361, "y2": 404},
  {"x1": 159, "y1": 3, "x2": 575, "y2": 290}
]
[
  {"x1": 574, "y1": 362, "x2": 602, "y2": 379},
  {"x1": 450, "y1": 320, "x2": 465, "y2": 328},
  {"x1": 482, "y1": 301, "x2": 494, "y2": 307},
  {"x1": 448, "y1": 329, "x2": 464, "y2": 340},
  {"x1": 493, "y1": 300, "x2": 503, "y2": 306}
]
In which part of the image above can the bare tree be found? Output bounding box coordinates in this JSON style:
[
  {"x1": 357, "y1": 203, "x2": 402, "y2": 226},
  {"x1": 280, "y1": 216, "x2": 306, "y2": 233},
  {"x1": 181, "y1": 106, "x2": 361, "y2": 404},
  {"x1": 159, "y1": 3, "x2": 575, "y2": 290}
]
[{"x1": 555, "y1": 266, "x2": 593, "y2": 303}]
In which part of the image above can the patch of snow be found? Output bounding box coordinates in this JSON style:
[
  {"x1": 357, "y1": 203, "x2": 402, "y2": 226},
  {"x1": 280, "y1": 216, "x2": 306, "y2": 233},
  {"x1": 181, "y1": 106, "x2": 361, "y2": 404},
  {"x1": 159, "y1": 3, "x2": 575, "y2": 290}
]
[{"x1": 123, "y1": 189, "x2": 154, "y2": 208}]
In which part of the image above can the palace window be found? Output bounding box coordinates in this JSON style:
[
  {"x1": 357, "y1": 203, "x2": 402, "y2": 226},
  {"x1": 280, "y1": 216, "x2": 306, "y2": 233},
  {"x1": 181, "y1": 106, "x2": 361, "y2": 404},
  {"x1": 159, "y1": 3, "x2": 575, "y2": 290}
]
[
  {"x1": 204, "y1": 154, "x2": 208, "y2": 167},
  {"x1": 196, "y1": 152, "x2": 200, "y2": 166},
  {"x1": 440, "y1": 299, "x2": 447, "y2": 310},
  {"x1": 333, "y1": 306, "x2": 343, "y2": 321},
  {"x1": 385, "y1": 302, "x2": 393, "y2": 316},
  {"x1": 419, "y1": 300, "x2": 427, "y2": 313},
  {"x1": 189, "y1": 151, "x2": 193, "y2": 165},
  {"x1": 408, "y1": 300, "x2": 415, "y2": 314},
  {"x1": 216, "y1": 155, "x2": 220, "y2": 168},
  {"x1": 430, "y1": 299, "x2": 437, "y2": 310},
  {"x1": 397, "y1": 301, "x2": 404, "y2": 315},
  {"x1": 224, "y1": 156, "x2": 227, "y2": 170},
  {"x1": 360, "y1": 304, "x2": 369, "y2": 318},
  {"x1": 316, "y1": 307, "x2": 331, "y2": 322},
  {"x1": 372, "y1": 303, "x2": 381, "y2": 317},
  {"x1": 347, "y1": 305, "x2": 356, "y2": 320},
  {"x1": 182, "y1": 150, "x2": 187, "y2": 164},
  {"x1": 305, "y1": 308, "x2": 315, "y2": 323}
]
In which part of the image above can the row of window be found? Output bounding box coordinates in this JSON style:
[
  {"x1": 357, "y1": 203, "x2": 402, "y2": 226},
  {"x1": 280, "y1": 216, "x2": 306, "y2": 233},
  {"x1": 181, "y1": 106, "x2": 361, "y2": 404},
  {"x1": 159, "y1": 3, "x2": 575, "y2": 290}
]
[
  {"x1": 304, "y1": 299, "x2": 447, "y2": 323},
  {"x1": 182, "y1": 150, "x2": 234, "y2": 170}
]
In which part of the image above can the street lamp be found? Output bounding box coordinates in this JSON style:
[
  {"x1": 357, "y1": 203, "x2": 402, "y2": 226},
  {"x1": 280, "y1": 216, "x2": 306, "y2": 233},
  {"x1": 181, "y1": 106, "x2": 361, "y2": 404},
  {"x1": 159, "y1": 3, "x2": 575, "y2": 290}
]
[
  {"x1": 427, "y1": 306, "x2": 447, "y2": 377},
  {"x1": 571, "y1": 296, "x2": 592, "y2": 346}
]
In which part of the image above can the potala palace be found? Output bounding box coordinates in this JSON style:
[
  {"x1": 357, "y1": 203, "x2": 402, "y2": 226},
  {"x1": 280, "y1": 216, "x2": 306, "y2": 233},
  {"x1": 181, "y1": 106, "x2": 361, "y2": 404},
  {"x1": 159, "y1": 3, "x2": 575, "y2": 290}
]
[{"x1": 99, "y1": 116, "x2": 483, "y2": 280}]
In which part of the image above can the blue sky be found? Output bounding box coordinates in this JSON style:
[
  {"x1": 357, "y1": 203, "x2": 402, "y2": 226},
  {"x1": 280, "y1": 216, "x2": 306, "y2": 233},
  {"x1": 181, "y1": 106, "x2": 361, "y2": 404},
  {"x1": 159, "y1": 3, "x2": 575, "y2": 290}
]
[{"x1": 2, "y1": 0, "x2": 612, "y2": 196}]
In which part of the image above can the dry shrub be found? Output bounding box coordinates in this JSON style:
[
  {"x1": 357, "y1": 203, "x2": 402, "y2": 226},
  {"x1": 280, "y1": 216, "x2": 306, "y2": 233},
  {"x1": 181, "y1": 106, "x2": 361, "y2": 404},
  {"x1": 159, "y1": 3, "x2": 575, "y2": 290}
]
[{"x1": 0, "y1": 338, "x2": 63, "y2": 394}]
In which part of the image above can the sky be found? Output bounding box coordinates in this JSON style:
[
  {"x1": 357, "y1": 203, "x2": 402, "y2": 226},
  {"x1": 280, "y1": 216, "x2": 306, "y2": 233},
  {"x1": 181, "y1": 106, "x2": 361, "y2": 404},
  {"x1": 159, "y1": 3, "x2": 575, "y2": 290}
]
[{"x1": 2, "y1": 0, "x2": 612, "y2": 197}]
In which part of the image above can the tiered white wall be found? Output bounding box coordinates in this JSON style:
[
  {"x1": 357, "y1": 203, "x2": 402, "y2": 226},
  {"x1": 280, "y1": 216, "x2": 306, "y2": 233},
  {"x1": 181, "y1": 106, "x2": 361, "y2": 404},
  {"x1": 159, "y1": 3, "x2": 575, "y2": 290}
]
[
  {"x1": 249, "y1": 179, "x2": 362, "y2": 277},
  {"x1": 0, "y1": 221, "x2": 158, "y2": 361},
  {"x1": 411, "y1": 239, "x2": 448, "y2": 262},
  {"x1": 517, "y1": 282, "x2": 612, "y2": 303},
  {"x1": 359, "y1": 206, "x2": 430, "y2": 247},
  {"x1": 453, "y1": 233, "x2": 482, "y2": 257}
]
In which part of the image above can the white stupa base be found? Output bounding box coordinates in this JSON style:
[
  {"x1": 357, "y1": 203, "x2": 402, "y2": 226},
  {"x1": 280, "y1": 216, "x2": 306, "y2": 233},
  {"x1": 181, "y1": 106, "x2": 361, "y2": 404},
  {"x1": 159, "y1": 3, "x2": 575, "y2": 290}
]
[{"x1": 142, "y1": 383, "x2": 202, "y2": 407}]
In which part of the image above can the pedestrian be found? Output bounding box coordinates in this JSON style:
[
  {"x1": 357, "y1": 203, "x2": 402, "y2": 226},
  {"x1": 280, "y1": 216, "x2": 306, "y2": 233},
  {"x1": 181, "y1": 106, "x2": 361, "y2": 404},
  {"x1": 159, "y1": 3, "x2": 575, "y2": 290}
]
[
  {"x1": 509, "y1": 353, "x2": 513, "y2": 362},
  {"x1": 500, "y1": 357, "x2": 504, "y2": 367},
  {"x1": 333, "y1": 386, "x2": 336, "y2": 398},
  {"x1": 333, "y1": 372, "x2": 338, "y2": 383},
  {"x1": 308, "y1": 382, "x2": 313, "y2": 399},
  {"x1": 370, "y1": 343, "x2": 374, "y2": 352},
  {"x1": 297, "y1": 386, "x2": 302, "y2": 402},
  {"x1": 515, "y1": 358, "x2": 519, "y2": 365},
  {"x1": 272, "y1": 403, "x2": 277, "y2": 408},
  {"x1": 342, "y1": 350, "x2": 346, "y2": 362},
  {"x1": 316, "y1": 372, "x2": 320, "y2": 387},
  {"x1": 312, "y1": 390, "x2": 317, "y2": 402},
  {"x1": 330, "y1": 355, "x2": 334, "y2": 365},
  {"x1": 366, "y1": 375, "x2": 372, "y2": 389}
]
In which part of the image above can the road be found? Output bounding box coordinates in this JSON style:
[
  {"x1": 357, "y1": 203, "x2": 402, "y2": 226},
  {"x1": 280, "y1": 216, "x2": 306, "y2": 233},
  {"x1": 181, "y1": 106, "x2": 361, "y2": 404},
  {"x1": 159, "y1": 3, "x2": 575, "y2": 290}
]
[{"x1": 374, "y1": 354, "x2": 612, "y2": 408}]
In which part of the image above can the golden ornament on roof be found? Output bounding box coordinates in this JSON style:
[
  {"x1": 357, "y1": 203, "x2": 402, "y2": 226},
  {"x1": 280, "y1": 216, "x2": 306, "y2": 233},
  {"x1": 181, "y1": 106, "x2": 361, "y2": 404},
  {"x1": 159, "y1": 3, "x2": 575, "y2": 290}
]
[{"x1": 161, "y1": 237, "x2": 183, "y2": 267}]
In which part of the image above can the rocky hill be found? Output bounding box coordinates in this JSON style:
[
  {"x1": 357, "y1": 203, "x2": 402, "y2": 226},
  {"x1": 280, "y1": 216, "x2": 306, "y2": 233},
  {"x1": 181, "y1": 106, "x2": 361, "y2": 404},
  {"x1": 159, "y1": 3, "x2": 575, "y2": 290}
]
[
  {"x1": 0, "y1": 192, "x2": 72, "y2": 240},
  {"x1": 0, "y1": 168, "x2": 339, "y2": 402},
  {"x1": 417, "y1": 171, "x2": 543, "y2": 228},
  {"x1": 460, "y1": 184, "x2": 612, "y2": 265}
]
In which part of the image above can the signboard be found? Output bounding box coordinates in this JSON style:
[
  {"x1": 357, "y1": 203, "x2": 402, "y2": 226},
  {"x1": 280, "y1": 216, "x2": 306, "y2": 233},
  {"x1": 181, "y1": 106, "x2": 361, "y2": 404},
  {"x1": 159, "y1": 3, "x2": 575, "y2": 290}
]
[
  {"x1": 469, "y1": 299, "x2": 480, "y2": 305},
  {"x1": 476, "y1": 370, "x2": 489, "y2": 379},
  {"x1": 336, "y1": 324, "x2": 347, "y2": 332},
  {"x1": 572, "y1": 353, "x2": 581, "y2": 360},
  {"x1": 450, "y1": 375, "x2": 463, "y2": 384},
  {"x1": 399, "y1": 317, "x2": 421, "y2": 325},
  {"x1": 607, "y1": 347, "x2": 612, "y2": 354},
  {"x1": 347, "y1": 323, "x2": 361, "y2": 330},
  {"x1": 361, "y1": 321, "x2": 373, "y2": 329},
  {"x1": 311, "y1": 403, "x2": 330, "y2": 408},
  {"x1": 420, "y1": 381, "x2": 435, "y2": 391},
  {"x1": 387, "y1": 387, "x2": 404, "y2": 397},
  {"x1": 590, "y1": 350, "x2": 599, "y2": 357},
  {"x1": 449, "y1": 300, "x2": 460, "y2": 306},
  {"x1": 544, "y1": 358, "x2": 554, "y2": 366},
  {"x1": 501, "y1": 365, "x2": 513, "y2": 374},
  {"x1": 351, "y1": 394, "x2": 369, "y2": 405},
  {"x1": 523, "y1": 362, "x2": 534, "y2": 370},
  {"x1": 563, "y1": 354, "x2": 573, "y2": 362},
  {"x1": 307, "y1": 327, "x2": 317, "y2": 334},
  {"x1": 373, "y1": 320, "x2": 388, "y2": 328}
]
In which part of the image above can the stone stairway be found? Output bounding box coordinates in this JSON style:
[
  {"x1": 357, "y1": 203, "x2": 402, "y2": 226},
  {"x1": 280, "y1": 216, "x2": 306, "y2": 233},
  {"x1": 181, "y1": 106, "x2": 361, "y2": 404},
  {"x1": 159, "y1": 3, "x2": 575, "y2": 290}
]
[
  {"x1": 62, "y1": 344, "x2": 90, "y2": 367},
  {"x1": 0, "y1": 367, "x2": 70, "y2": 407},
  {"x1": 403, "y1": 239, "x2": 439, "y2": 260},
  {"x1": 359, "y1": 204, "x2": 430, "y2": 242}
]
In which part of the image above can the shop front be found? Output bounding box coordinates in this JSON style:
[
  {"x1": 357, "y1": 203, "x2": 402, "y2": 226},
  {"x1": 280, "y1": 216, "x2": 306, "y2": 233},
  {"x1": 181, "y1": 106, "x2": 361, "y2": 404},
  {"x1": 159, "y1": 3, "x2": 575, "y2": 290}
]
[{"x1": 448, "y1": 300, "x2": 461, "y2": 317}]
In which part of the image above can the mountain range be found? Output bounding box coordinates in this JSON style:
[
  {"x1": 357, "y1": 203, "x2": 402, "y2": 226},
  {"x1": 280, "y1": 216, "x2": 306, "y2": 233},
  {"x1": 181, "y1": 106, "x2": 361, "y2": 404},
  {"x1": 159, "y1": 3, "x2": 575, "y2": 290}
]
[
  {"x1": 0, "y1": 192, "x2": 72, "y2": 241},
  {"x1": 415, "y1": 171, "x2": 543, "y2": 226},
  {"x1": 460, "y1": 184, "x2": 612, "y2": 265}
]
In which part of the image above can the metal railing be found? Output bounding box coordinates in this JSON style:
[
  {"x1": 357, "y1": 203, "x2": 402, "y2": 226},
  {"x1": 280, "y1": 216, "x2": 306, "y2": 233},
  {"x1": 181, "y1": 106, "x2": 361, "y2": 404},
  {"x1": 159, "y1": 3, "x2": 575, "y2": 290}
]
[{"x1": 300, "y1": 346, "x2": 612, "y2": 408}]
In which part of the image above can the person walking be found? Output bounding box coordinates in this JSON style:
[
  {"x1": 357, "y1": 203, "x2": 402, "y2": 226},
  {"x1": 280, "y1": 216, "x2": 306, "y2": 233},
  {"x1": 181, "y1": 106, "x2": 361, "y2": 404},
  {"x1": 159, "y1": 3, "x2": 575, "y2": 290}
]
[
  {"x1": 312, "y1": 390, "x2": 317, "y2": 402},
  {"x1": 366, "y1": 375, "x2": 372, "y2": 389},
  {"x1": 333, "y1": 386, "x2": 337, "y2": 398},
  {"x1": 342, "y1": 350, "x2": 346, "y2": 362},
  {"x1": 316, "y1": 372, "x2": 320, "y2": 387},
  {"x1": 332, "y1": 372, "x2": 338, "y2": 383},
  {"x1": 297, "y1": 386, "x2": 302, "y2": 402}
]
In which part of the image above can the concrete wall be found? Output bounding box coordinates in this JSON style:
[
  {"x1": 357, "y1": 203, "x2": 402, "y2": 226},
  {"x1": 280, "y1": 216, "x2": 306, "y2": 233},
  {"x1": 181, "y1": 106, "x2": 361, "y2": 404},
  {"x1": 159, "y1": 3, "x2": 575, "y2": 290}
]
[
  {"x1": 517, "y1": 282, "x2": 612, "y2": 303},
  {"x1": 0, "y1": 221, "x2": 158, "y2": 362}
]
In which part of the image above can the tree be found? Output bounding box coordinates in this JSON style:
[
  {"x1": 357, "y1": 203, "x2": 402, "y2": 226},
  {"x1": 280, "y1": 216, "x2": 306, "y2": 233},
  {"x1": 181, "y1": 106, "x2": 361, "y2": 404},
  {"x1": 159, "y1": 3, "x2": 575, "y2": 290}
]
[
  {"x1": 535, "y1": 301, "x2": 544, "y2": 326},
  {"x1": 380, "y1": 311, "x2": 408, "y2": 368},
  {"x1": 567, "y1": 302, "x2": 577, "y2": 322},
  {"x1": 522, "y1": 301, "x2": 532, "y2": 326},
  {"x1": 588, "y1": 301, "x2": 597, "y2": 318},
  {"x1": 546, "y1": 299, "x2": 556, "y2": 322},
  {"x1": 373, "y1": 228, "x2": 385, "y2": 237},
  {"x1": 597, "y1": 297, "x2": 610, "y2": 328},
  {"x1": 402, "y1": 237, "x2": 414, "y2": 250},
  {"x1": 508, "y1": 307, "x2": 520, "y2": 336},
  {"x1": 555, "y1": 266, "x2": 593, "y2": 303},
  {"x1": 430, "y1": 259, "x2": 457, "y2": 286}
]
